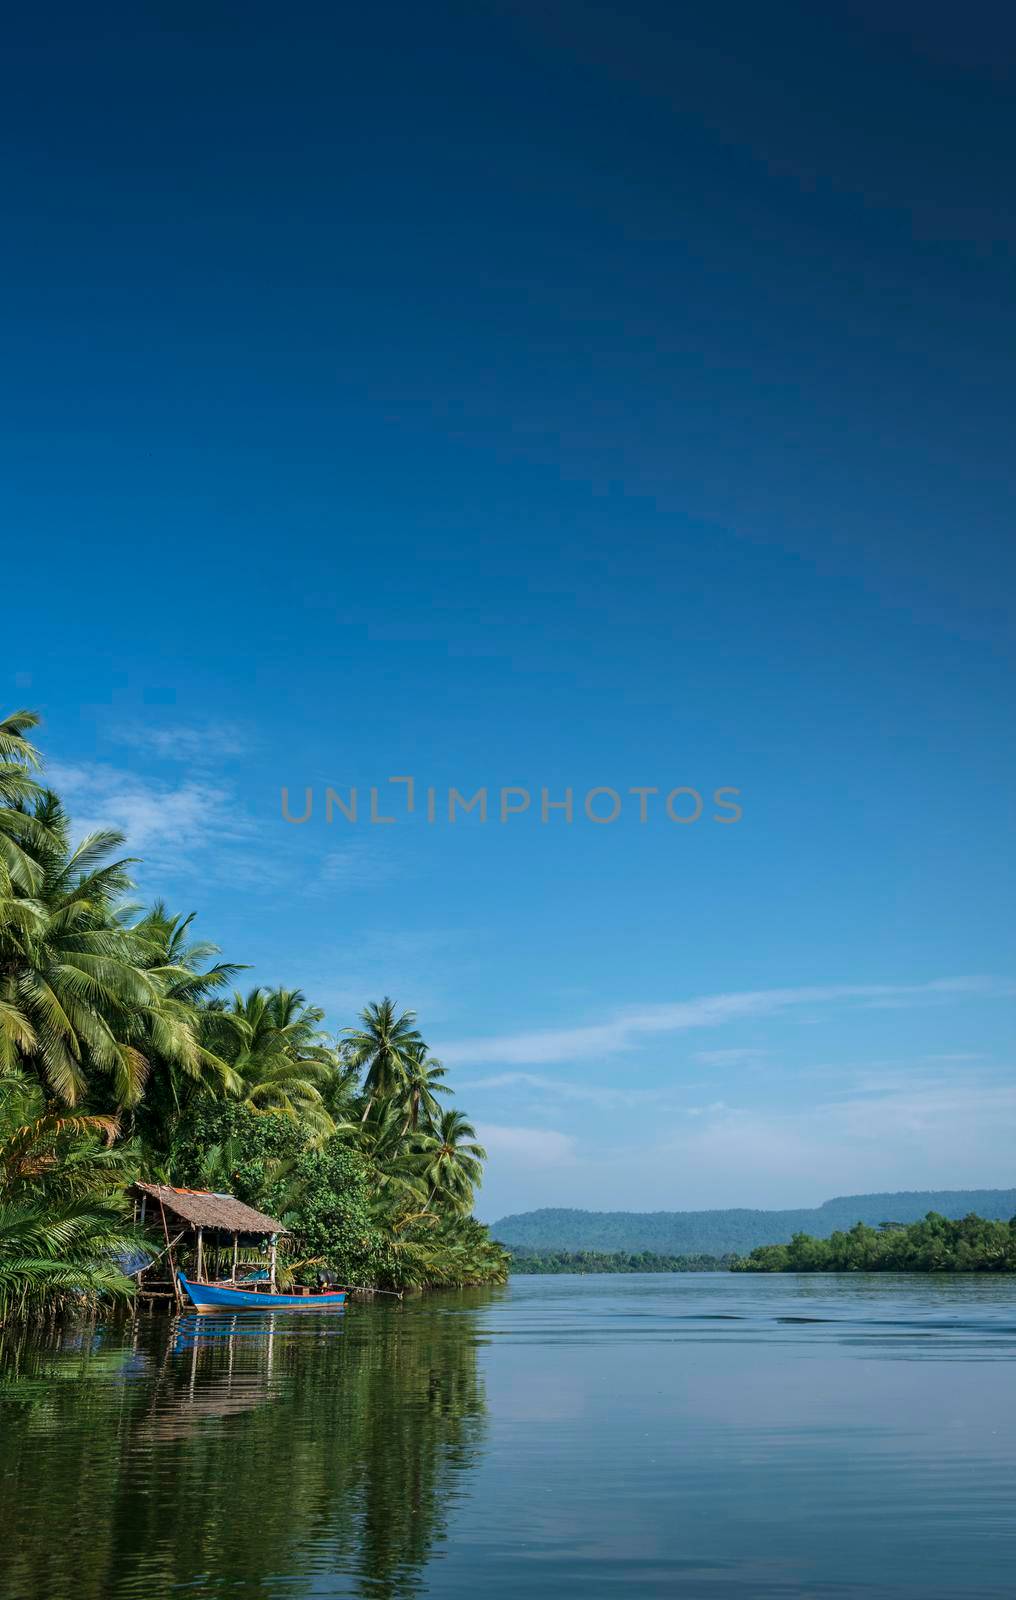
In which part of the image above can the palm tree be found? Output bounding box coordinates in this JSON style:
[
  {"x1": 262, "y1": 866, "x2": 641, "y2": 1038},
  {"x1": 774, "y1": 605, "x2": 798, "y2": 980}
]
[
  {"x1": 320, "y1": 1054, "x2": 362, "y2": 1127},
  {"x1": 131, "y1": 905, "x2": 246, "y2": 1079},
  {"x1": 0, "y1": 716, "x2": 51, "y2": 1066},
  {"x1": 0, "y1": 793, "x2": 198, "y2": 1106},
  {"x1": 398, "y1": 1044, "x2": 451, "y2": 1135},
  {"x1": 354, "y1": 1099, "x2": 431, "y2": 1207},
  {"x1": 343, "y1": 998, "x2": 424, "y2": 1122},
  {"x1": 131, "y1": 902, "x2": 246, "y2": 1008},
  {"x1": 205, "y1": 987, "x2": 336, "y2": 1137},
  {"x1": 0, "y1": 1199, "x2": 139, "y2": 1323},
  {"x1": 0, "y1": 1074, "x2": 137, "y2": 1321},
  {"x1": 125, "y1": 903, "x2": 248, "y2": 1148},
  {"x1": 420, "y1": 1110, "x2": 486, "y2": 1213},
  {"x1": 0, "y1": 710, "x2": 49, "y2": 897}
]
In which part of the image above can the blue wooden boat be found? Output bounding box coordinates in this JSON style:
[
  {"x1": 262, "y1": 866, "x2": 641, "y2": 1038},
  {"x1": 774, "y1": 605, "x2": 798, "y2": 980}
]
[{"x1": 177, "y1": 1271, "x2": 347, "y2": 1312}]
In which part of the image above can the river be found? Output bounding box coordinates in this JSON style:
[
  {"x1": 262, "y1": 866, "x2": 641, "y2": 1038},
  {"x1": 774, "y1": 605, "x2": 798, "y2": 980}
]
[{"x1": 2, "y1": 1272, "x2": 1015, "y2": 1598}]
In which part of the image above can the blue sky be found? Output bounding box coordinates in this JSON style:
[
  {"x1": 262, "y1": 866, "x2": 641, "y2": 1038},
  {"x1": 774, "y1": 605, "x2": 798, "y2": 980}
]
[{"x1": 4, "y1": 2, "x2": 1015, "y2": 1219}]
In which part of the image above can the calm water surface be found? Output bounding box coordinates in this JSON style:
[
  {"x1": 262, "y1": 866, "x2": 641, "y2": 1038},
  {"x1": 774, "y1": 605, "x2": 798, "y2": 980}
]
[{"x1": 2, "y1": 1273, "x2": 1015, "y2": 1599}]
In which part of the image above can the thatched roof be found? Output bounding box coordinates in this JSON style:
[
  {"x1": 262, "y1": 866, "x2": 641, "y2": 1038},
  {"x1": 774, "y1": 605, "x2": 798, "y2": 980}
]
[{"x1": 133, "y1": 1183, "x2": 288, "y2": 1236}]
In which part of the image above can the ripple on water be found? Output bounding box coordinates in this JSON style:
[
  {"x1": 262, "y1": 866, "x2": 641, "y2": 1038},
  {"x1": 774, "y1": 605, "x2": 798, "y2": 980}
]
[{"x1": 2, "y1": 1273, "x2": 1016, "y2": 1599}]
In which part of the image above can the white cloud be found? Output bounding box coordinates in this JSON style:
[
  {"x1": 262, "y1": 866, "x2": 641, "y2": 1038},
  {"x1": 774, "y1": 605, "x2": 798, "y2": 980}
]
[
  {"x1": 461, "y1": 1071, "x2": 629, "y2": 1109},
  {"x1": 459, "y1": 1070, "x2": 706, "y2": 1113},
  {"x1": 440, "y1": 979, "x2": 1015, "y2": 1067},
  {"x1": 111, "y1": 722, "x2": 248, "y2": 762},
  {"x1": 47, "y1": 760, "x2": 256, "y2": 880}
]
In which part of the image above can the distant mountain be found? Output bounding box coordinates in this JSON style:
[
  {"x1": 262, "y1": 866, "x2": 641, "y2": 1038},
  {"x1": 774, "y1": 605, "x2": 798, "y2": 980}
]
[{"x1": 491, "y1": 1190, "x2": 1016, "y2": 1256}]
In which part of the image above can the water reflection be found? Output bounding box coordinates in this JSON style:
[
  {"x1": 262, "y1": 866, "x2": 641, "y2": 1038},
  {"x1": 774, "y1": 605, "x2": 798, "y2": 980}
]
[
  {"x1": 4, "y1": 1277, "x2": 1016, "y2": 1599},
  {"x1": 0, "y1": 1294, "x2": 490, "y2": 1600}
]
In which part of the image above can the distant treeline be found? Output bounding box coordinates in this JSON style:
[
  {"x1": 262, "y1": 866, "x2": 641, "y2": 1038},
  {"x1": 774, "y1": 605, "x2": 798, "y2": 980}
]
[
  {"x1": 507, "y1": 1248, "x2": 731, "y2": 1274},
  {"x1": 732, "y1": 1212, "x2": 1016, "y2": 1273}
]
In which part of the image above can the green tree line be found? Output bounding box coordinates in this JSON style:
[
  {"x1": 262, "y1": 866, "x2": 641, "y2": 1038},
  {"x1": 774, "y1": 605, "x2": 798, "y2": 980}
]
[
  {"x1": 508, "y1": 1248, "x2": 732, "y2": 1273},
  {"x1": 0, "y1": 711, "x2": 508, "y2": 1320},
  {"x1": 731, "y1": 1212, "x2": 1016, "y2": 1272}
]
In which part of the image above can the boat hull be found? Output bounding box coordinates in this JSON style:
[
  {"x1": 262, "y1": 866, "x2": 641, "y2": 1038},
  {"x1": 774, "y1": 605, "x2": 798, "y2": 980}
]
[{"x1": 177, "y1": 1271, "x2": 347, "y2": 1311}]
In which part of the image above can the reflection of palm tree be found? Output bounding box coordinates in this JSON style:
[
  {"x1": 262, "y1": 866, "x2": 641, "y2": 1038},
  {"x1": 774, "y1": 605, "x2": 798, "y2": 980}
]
[{"x1": 0, "y1": 1291, "x2": 492, "y2": 1600}]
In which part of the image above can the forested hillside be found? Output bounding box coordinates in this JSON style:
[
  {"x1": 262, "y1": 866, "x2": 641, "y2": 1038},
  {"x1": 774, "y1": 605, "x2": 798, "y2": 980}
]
[{"x1": 492, "y1": 1190, "x2": 1016, "y2": 1256}]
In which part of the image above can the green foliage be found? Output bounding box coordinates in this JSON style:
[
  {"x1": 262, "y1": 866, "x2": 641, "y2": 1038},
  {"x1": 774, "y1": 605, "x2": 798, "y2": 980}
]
[
  {"x1": 202, "y1": 986, "x2": 339, "y2": 1137},
  {"x1": 0, "y1": 788, "x2": 199, "y2": 1107},
  {"x1": 0, "y1": 1076, "x2": 139, "y2": 1321},
  {"x1": 508, "y1": 1248, "x2": 731, "y2": 1273},
  {"x1": 162, "y1": 1096, "x2": 308, "y2": 1189},
  {"x1": 265, "y1": 1140, "x2": 389, "y2": 1282},
  {"x1": 731, "y1": 1212, "x2": 1016, "y2": 1272}
]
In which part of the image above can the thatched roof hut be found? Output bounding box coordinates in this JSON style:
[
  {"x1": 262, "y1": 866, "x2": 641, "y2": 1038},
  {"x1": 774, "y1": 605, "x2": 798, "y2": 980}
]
[
  {"x1": 132, "y1": 1184, "x2": 289, "y2": 1297},
  {"x1": 132, "y1": 1182, "x2": 287, "y2": 1237}
]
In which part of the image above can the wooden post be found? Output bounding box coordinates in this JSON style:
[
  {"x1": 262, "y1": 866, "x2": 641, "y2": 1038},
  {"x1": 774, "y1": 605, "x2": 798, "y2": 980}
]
[
  {"x1": 158, "y1": 1196, "x2": 183, "y2": 1309},
  {"x1": 196, "y1": 1227, "x2": 204, "y2": 1284},
  {"x1": 269, "y1": 1235, "x2": 278, "y2": 1293},
  {"x1": 232, "y1": 1234, "x2": 239, "y2": 1285}
]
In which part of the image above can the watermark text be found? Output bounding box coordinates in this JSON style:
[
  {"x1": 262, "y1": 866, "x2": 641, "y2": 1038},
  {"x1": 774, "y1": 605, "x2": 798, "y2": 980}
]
[{"x1": 280, "y1": 782, "x2": 742, "y2": 826}]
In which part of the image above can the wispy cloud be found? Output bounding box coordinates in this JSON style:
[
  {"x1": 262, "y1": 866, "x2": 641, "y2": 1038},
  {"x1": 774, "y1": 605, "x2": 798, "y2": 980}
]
[
  {"x1": 475, "y1": 1124, "x2": 578, "y2": 1169},
  {"x1": 314, "y1": 844, "x2": 398, "y2": 891},
  {"x1": 47, "y1": 760, "x2": 257, "y2": 881},
  {"x1": 457, "y1": 1070, "x2": 730, "y2": 1115},
  {"x1": 479, "y1": 1064, "x2": 1016, "y2": 1218},
  {"x1": 440, "y1": 979, "x2": 1015, "y2": 1067},
  {"x1": 650, "y1": 1076, "x2": 1016, "y2": 1204},
  {"x1": 111, "y1": 722, "x2": 249, "y2": 763},
  {"x1": 460, "y1": 1071, "x2": 657, "y2": 1111}
]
